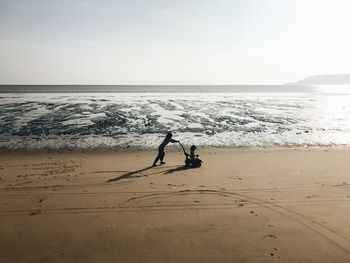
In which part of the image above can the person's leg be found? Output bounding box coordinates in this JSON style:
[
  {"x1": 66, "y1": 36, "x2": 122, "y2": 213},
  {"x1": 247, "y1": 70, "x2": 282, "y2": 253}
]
[
  {"x1": 153, "y1": 156, "x2": 159, "y2": 166},
  {"x1": 185, "y1": 158, "x2": 191, "y2": 167},
  {"x1": 153, "y1": 147, "x2": 164, "y2": 166},
  {"x1": 159, "y1": 149, "x2": 165, "y2": 164}
]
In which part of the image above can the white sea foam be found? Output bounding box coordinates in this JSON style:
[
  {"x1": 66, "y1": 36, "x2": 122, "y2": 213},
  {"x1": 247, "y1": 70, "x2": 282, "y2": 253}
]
[{"x1": 1, "y1": 89, "x2": 350, "y2": 151}]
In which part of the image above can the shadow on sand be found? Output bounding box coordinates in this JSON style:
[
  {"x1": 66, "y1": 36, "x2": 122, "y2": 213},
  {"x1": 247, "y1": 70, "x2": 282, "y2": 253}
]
[
  {"x1": 163, "y1": 166, "x2": 188, "y2": 174},
  {"x1": 107, "y1": 165, "x2": 189, "y2": 182},
  {"x1": 107, "y1": 166, "x2": 154, "y2": 182}
]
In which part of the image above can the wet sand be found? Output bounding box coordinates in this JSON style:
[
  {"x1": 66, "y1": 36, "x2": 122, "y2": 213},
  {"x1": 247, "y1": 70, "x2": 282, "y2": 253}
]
[{"x1": 1, "y1": 148, "x2": 350, "y2": 262}]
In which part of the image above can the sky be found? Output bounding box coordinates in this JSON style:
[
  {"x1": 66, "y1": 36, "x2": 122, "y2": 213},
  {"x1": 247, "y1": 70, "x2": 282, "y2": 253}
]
[{"x1": 0, "y1": 0, "x2": 349, "y2": 85}]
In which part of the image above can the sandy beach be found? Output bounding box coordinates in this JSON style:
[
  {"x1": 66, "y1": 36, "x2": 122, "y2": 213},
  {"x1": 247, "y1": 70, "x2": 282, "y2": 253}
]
[{"x1": 1, "y1": 148, "x2": 350, "y2": 262}]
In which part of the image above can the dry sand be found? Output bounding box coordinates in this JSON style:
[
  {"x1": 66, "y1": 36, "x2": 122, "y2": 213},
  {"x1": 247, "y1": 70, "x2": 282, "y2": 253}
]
[{"x1": 1, "y1": 148, "x2": 350, "y2": 262}]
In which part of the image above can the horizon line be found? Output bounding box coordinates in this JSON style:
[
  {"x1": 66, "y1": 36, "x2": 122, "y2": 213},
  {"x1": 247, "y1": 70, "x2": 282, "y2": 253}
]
[{"x1": 0, "y1": 83, "x2": 296, "y2": 86}]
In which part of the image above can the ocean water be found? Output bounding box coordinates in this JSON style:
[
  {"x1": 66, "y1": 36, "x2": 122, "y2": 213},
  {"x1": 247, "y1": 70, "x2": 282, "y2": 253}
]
[{"x1": 0, "y1": 85, "x2": 350, "y2": 151}]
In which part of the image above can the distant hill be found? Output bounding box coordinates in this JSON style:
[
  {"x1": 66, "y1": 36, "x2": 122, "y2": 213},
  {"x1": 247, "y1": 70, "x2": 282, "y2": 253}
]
[{"x1": 290, "y1": 74, "x2": 350, "y2": 85}]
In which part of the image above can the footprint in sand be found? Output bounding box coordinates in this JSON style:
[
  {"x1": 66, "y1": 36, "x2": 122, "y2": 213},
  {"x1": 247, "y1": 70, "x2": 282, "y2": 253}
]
[
  {"x1": 264, "y1": 234, "x2": 277, "y2": 239},
  {"x1": 306, "y1": 194, "x2": 318, "y2": 199},
  {"x1": 270, "y1": 248, "x2": 279, "y2": 257},
  {"x1": 250, "y1": 211, "x2": 258, "y2": 216},
  {"x1": 30, "y1": 210, "x2": 41, "y2": 216},
  {"x1": 167, "y1": 184, "x2": 185, "y2": 187},
  {"x1": 230, "y1": 176, "x2": 243, "y2": 180}
]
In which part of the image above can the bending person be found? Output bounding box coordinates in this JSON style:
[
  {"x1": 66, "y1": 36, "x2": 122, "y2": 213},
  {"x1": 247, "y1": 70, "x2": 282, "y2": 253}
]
[{"x1": 152, "y1": 132, "x2": 179, "y2": 166}]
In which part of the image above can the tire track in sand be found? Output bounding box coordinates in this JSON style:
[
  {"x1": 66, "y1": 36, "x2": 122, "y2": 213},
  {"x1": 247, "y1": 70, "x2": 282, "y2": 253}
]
[{"x1": 119, "y1": 189, "x2": 350, "y2": 255}]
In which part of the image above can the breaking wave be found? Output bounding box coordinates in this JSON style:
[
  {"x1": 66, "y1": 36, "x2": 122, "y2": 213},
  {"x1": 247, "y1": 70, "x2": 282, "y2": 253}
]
[{"x1": 0, "y1": 92, "x2": 350, "y2": 151}]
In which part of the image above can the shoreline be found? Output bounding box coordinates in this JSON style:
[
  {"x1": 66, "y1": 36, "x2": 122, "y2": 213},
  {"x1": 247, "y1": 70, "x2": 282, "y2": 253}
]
[{"x1": 1, "y1": 144, "x2": 350, "y2": 155}]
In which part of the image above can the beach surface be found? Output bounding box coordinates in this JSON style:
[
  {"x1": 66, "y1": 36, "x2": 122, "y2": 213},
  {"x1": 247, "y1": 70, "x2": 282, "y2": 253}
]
[{"x1": 1, "y1": 148, "x2": 350, "y2": 262}]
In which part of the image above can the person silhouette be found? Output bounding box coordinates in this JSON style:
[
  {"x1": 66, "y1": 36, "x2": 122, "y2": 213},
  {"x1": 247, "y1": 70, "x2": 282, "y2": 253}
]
[
  {"x1": 153, "y1": 132, "x2": 179, "y2": 166},
  {"x1": 184, "y1": 145, "x2": 203, "y2": 168}
]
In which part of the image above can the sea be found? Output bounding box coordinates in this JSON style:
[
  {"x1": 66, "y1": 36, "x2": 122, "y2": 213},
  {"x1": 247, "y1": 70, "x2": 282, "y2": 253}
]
[{"x1": 0, "y1": 85, "x2": 350, "y2": 151}]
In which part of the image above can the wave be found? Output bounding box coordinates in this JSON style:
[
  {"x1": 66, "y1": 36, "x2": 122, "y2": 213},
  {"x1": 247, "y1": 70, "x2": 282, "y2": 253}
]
[{"x1": 0, "y1": 93, "x2": 350, "y2": 151}]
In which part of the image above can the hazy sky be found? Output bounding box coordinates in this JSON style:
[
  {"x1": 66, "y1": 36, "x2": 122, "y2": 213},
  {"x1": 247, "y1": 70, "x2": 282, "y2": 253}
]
[{"x1": 0, "y1": 0, "x2": 349, "y2": 85}]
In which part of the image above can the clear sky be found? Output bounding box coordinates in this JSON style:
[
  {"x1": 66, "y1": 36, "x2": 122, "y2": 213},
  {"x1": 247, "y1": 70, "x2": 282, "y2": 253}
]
[{"x1": 0, "y1": 0, "x2": 349, "y2": 85}]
